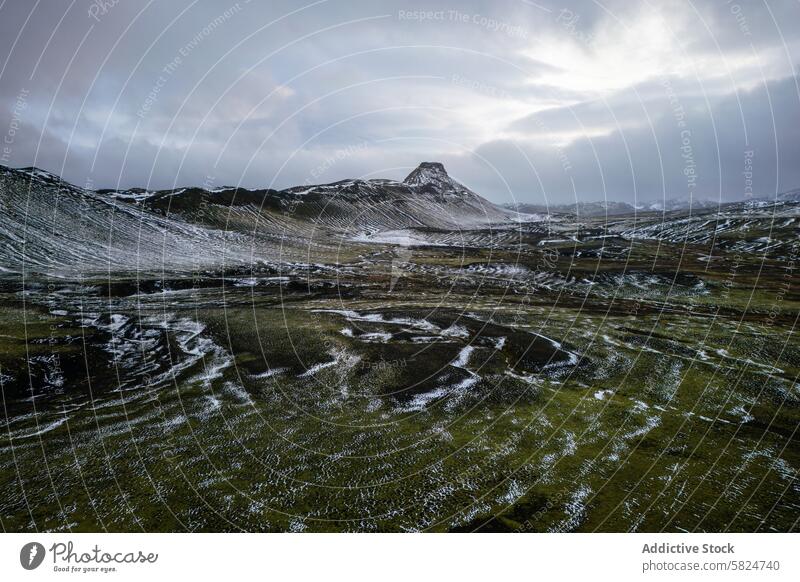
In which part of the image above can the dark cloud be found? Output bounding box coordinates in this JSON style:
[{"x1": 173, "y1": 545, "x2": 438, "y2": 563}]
[{"x1": 1, "y1": 0, "x2": 798, "y2": 202}]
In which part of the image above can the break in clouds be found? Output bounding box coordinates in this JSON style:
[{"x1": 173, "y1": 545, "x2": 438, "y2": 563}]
[{"x1": 1, "y1": 0, "x2": 799, "y2": 205}]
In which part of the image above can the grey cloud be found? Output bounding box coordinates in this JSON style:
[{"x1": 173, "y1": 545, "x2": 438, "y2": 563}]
[
  {"x1": 471, "y1": 74, "x2": 800, "y2": 204},
  {"x1": 0, "y1": 0, "x2": 798, "y2": 202}
]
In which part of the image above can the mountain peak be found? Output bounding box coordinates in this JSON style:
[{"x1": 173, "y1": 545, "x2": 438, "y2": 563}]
[
  {"x1": 403, "y1": 162, "x2": 450, "y2": 186},
  {"x1": 401, "y1": 162, "x2": 482, "y2": 201},
  {"x1": 417, "y1": 161, "x2": 447, "y2": 173}
]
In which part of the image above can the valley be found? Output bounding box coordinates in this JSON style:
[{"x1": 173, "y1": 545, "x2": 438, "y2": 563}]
[{"x1": 0, "y1": 162, "x2": 798, "y2": 532}]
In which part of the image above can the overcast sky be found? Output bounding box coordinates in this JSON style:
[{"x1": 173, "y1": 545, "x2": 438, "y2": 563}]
[{"x1": 1, "y1": 0, "x2": 798, "y2": 205}]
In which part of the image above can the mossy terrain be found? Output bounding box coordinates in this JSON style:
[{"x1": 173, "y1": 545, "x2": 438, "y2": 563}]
[{"x1": 1, "y1": 220, "x2": 798, "y2": 532}]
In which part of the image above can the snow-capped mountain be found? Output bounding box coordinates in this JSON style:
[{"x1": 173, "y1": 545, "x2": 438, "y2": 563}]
[
  {"x1": 0, "y1": 162, "x2": 517, "y2": 277},
  {"x1": 402, "y1": 161, "x2": 477, "y2": 196},
  {"x1": 503, "y1": 200, "x2": 638, "y2": 217},
  {"x1": 92, "y1": 162, "x2": 515, "y2": 231},
  {"x1": 637, "y1": 197, "x2": 724, "y2": 212},
  {"x1": 504, "y1": 197, "x2": 734, "y2": 217},
  {"x1": 0, "y1": 164, "x2": 288, "y2": 278},
  {"x1": 775, "y1": 188, "x2": 800, "y2": 203},
  {"x1": 279, "y1": 162, "x2": 514, "y2": 231}
]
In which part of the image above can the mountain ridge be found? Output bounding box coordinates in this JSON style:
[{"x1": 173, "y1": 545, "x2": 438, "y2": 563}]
[
  {"x1": 7, "y1": 162, "x2": 798, "y2": 212},
  {"x1": 0, "y1": 162, "x2": 517, "y2": 277}
]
